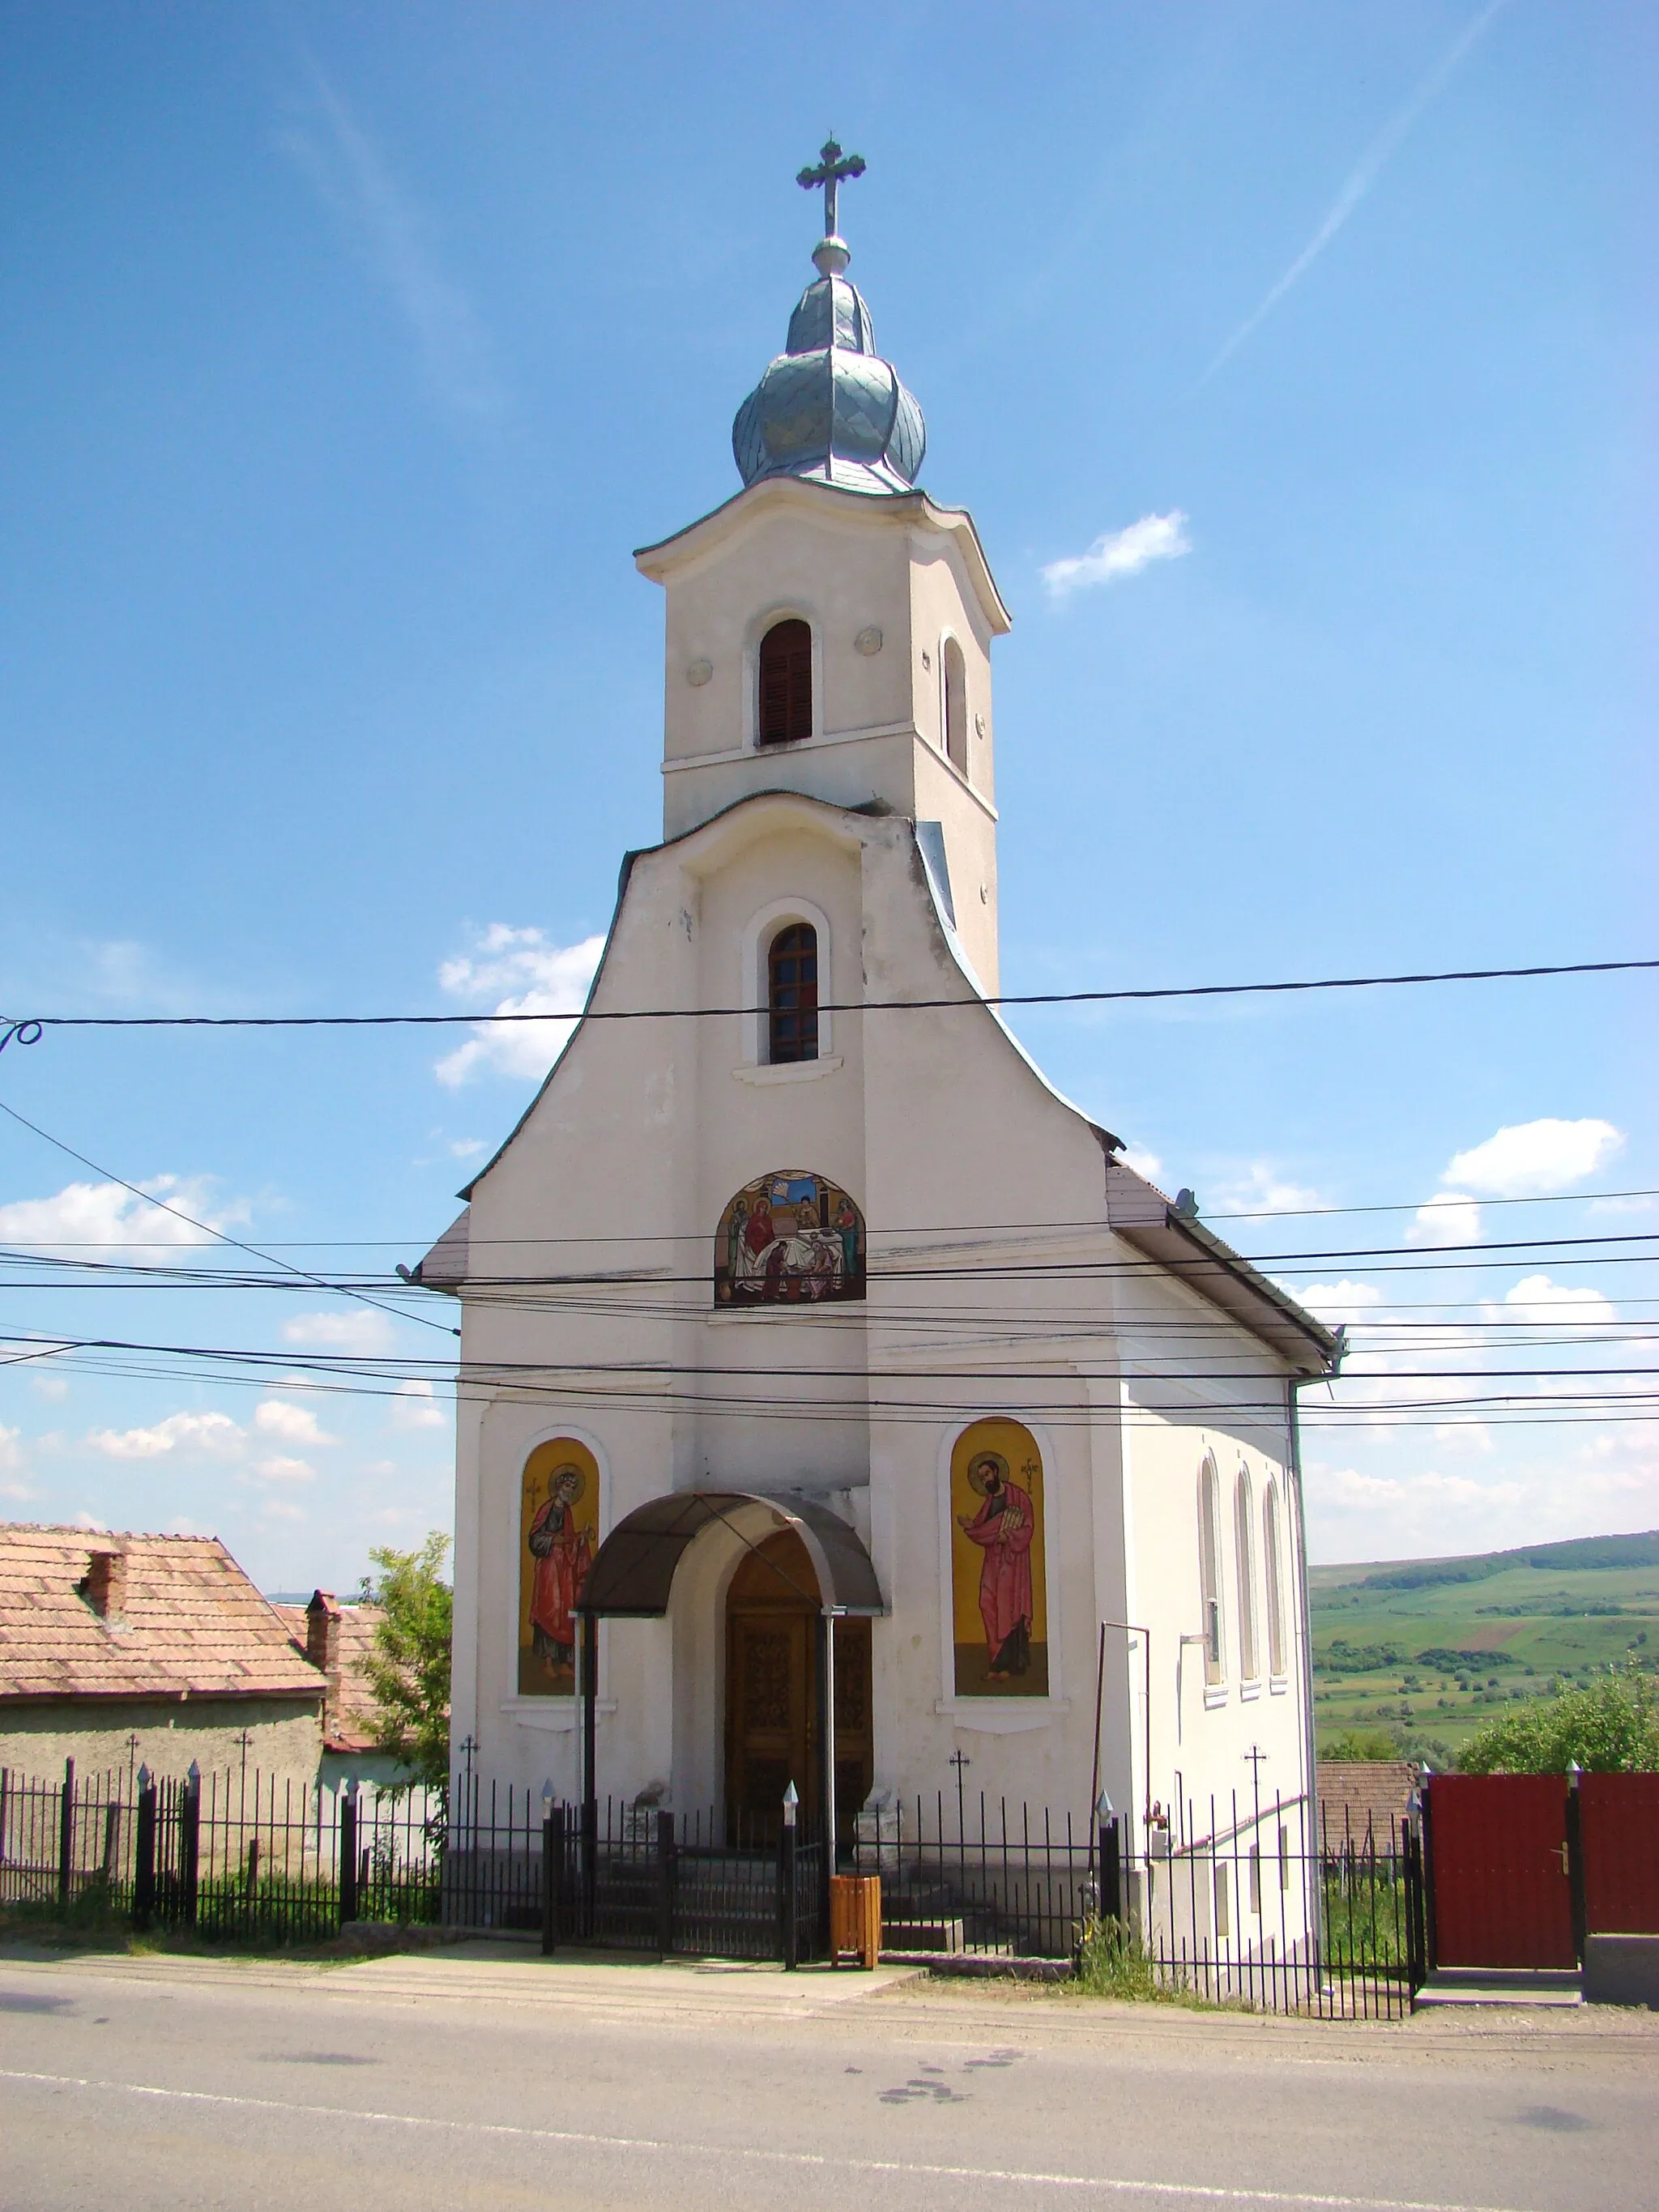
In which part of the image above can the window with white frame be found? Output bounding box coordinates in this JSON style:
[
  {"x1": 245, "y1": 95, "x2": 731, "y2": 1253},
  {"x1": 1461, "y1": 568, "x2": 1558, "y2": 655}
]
[
  {"x1": 1235, "y1": 1468, "x2": 1259, "y2": 1681},
  {"x1": 1263, "y1": 1480, "x2": 1286, "y2": 1680},
  {"x1": 1198, "y1": 1455, "x2": 1224, "y2": 1686},
  {"x1": 942, "y1": 636, "x2": 968, "y2": 773}
]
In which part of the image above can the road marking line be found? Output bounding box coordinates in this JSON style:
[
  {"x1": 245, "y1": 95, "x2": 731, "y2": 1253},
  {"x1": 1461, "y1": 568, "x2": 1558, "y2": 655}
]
[{"x1": 0, "y1": 2066, "x2": 1532, "y2": 2212}]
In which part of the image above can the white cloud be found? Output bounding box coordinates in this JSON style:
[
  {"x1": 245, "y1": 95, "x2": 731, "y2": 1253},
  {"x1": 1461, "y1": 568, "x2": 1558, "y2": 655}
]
[
  {"x1": 1203, "y1": 1, "x2": 1511, "y2": 377},
  {"x1": 1209, "y1": 1163, "x2": 1327, "y2": 1217},
  {"x1": 450, "y1": 1138, "x2": 487, "y2": 1160},
  {"x1": 281, "y1": 1310, "x2": 398, "y2": 1356},
  {"x1": 253, "y1": 1400, "x2": 337, "y2": 1447},
  {"x1": 259, "y1": 1498, "x2": 309, "y2": 1524},
  {"x1": 1042, "y1": 511, "x2": 1191, "y2": 598},
  {"x1": 86, "y1": 1410, "x2": 245, "y2": 1461},
  {"x1": 249, "y1": 1455, "x2": 317, "y2": 1487},
  {"x1": 1299, "y1": 1280, "x2": 1384, "y2": 1324},
  {"x1": 1445, "y1": 1118, "x2": 1624, "y2": 1199},
  {"x1": 1406, "y1": 1191, "x2": 1482, "y2": 1246},
  {"x1": 0, "y1": 1427, "x2": 34, "y2": 1502},
  {"x1": 0, "y1": 1175, "x2": 249, "y2": 1254},
  {"x1": 434, "y1": 925, "x2": 607, "y2": 1087},
  {"x1": 31, "y1": 1373, "x2": 69, "y2": 1402},
  {"x1": 279, "y1": 64, "x2": 506, "y2": 426},
  {"x1": 1119, "y1": 1146, "x2": 1162, "y2": 1183},
  {"x1": 74, "y1": 1511, "x2": 110, "y2": 1533},
  {"x1": 390, "y1": 1379, "x2": 447, "y2": 1431},
  {"x1": 1498, "y1": 1274, "x2": 1617, "y2": 1331}
]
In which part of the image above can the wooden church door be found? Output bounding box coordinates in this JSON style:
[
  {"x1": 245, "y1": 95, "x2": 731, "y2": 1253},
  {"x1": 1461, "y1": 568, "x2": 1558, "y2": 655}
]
[{"x1": 723, "y1": 1529, "x2": 872, "y2": 1846}]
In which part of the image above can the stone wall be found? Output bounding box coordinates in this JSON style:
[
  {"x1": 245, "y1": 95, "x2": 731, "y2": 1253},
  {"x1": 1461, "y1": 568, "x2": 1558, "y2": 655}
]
[{"x1": 0, "y1": 1697, "x2": 323, "y2": 1800}]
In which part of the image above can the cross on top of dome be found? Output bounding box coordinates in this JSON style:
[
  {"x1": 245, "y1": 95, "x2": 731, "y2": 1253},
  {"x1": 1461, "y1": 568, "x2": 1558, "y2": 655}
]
[
  {"x1": 730, "y1": 143, "x2": 925, "y2": 497},
  {"x1": 796, "y1": 138, "x2": 865, "y2": 254}
]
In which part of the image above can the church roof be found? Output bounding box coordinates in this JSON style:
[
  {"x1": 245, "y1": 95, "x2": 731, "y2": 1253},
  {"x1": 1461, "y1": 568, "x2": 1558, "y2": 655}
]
[{"x1": 730, "y1": 153, "x2": 924, "y2": 496}]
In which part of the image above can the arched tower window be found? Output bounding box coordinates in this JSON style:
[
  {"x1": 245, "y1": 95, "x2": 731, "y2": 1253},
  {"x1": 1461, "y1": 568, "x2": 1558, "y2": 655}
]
[
  {"x1": 1263, "y1": 1481, "x2": 1286, "y2": 1681},
  {"x1": 757, "y1": 618, "x2": 812, "y2": 745},
  {"x1": 1235, "y1": 1469, "x2": 1259, "y2": 1682},
  {"x1": 767, "y1": 923, "x2": 818, "y2": 1063},
  {"x1": 942, "y1": 636, "x2": 967, "y2": 773},
  {"x1": 1198, "y1": 1455, "x2": 1224, "y2": 1686}
]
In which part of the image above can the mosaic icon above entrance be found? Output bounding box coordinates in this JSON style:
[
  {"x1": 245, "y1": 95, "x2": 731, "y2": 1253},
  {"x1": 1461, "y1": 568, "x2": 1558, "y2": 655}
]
[{"x1": 714, "y1": 1170, "x2": 865, "y2": 1305}]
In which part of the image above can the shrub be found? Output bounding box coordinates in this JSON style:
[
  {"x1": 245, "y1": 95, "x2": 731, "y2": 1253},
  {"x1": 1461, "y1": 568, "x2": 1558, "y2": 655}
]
[{"x1": 1458, "y1": 1659, "x2": 1659, "y2": 1774}]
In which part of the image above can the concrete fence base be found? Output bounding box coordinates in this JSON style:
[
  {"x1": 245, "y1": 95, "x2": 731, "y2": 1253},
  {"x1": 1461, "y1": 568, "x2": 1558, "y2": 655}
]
[{"x1": 1583, "y1": 1933, "x2": 1659, "y2": 2008}]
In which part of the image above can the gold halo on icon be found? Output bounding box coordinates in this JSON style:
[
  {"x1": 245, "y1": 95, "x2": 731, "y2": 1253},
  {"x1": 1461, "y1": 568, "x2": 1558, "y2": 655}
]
[
  {"x1": 965, "y1": 1451, "x2": 1009, "y2": 1497},
  {"x1": 547, "y1": 1464, "x2": 586, "y2": 1504}
]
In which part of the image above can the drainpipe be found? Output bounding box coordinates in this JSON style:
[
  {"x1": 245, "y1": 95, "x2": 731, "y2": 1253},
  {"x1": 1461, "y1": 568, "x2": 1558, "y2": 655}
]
[{"x1": 1287, "y1": 1376, "x2": 1321, "y2": 1859}]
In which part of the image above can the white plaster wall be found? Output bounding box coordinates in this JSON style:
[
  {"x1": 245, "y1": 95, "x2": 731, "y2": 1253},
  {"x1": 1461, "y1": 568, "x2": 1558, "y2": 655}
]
[
  {"x1": 449, "y1": 799, "x2": 1310, "y2": 1834},
  {"x1": 651, "y1": 484, "x2": 1003, "y2": 989}
]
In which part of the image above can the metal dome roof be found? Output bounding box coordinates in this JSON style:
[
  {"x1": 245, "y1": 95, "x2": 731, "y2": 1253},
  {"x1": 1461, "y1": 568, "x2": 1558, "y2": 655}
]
[{"x1": 731, "y1": 232, "x2": 926, "y2": 497}]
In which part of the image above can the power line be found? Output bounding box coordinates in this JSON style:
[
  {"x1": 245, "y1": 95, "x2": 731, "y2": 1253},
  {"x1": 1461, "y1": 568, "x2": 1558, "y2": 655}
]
[
  {"x1": 0, "y1": 1093, "x2": 458, "y2": 1340},
  {"x1": 4, "y1": 954, "x2": 1656, "y2": 1047},
  {"x1": 7, "y1": 1184, "x2": 1654, "y2": 1249}
]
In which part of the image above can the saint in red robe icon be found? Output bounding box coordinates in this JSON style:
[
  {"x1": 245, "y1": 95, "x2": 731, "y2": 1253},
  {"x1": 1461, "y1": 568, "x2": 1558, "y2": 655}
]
[
  {"x1": 527, "y1": 1466, "x2": 594, "y2": 1673},
  {"x1": 958, "y1": 1452, "x2": 1034, "y2": 1678}
]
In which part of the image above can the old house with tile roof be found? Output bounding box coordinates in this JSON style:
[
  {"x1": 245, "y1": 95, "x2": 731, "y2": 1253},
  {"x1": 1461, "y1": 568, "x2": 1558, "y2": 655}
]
[
  {"x1": 0, "y1": 1524, "x2": 325, "y2": 1792},
  {"x1": 275, "y1": 1591, "x2": 410, "y2": 1790}
]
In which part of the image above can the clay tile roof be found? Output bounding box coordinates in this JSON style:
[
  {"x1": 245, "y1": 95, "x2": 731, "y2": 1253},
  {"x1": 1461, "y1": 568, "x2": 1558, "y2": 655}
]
[
  {"x1": 0, "y1": 1524, "x2": 326, "y2": 1704},
  {"x1": 1317, "y1": 1761, "x2": 1420, "y2": 1845},
  {"x1": 275, "y1": 1598, "x2": 387, "y2": 1754}
]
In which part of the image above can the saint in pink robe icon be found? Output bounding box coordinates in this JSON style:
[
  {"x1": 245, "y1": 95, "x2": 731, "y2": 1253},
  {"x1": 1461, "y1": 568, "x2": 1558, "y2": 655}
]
[
  {"x1": 527, "y1": 1471, "x2": 593, "y2": 1672},
  {"x1": 959, "y1": 1458, "x2": 1034, "y2": 1678}
]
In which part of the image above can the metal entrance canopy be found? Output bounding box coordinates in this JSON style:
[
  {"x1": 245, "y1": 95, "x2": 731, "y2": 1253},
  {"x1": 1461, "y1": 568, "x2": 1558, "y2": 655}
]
[{"x1": 578, "y1": 1490, "x2": 885, "y2": 1618}]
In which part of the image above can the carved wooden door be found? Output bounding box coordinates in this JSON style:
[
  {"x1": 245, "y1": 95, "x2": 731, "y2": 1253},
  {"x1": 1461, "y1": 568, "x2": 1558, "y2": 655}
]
[{"x1": 727, "y1": 1610, "x2": 812, "y2": 1841}]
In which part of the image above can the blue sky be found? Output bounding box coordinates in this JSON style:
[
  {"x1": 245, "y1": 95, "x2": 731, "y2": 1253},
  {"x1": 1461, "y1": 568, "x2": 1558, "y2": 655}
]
[{"x1": 1, "y1": 2, "x2": 1653, "y2": 1590}]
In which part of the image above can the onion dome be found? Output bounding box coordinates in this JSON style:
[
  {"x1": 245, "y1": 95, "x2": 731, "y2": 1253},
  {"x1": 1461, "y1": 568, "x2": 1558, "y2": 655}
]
[{"x1": 731, "y1": 182, "x2": 925, "y2": 496}]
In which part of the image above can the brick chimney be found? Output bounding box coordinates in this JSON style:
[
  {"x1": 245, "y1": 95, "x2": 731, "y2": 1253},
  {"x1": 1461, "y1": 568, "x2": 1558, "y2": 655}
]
[
  {"x1": 305, "y1": 1590, "x2": 343, "y2": 1723},
  {"x1": 80, "y1": 1547, "x2": 128, "y2": 1622}
]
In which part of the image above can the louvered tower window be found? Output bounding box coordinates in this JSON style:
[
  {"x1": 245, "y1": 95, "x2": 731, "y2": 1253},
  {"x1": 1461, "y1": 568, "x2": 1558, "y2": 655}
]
[
  {"x1": 757, "y1": 619, "x2": 813, "y2": 744},
  {"x1": 768, "y1": 923, "x2": 819, "y2": 1063}
]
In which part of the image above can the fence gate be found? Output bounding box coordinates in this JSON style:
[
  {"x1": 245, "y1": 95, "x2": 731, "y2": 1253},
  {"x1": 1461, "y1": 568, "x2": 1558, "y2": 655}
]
[
  {"x1": 1578, "y1": 1772, "x2": 1659, "y2": 1936},
  {"x1": 1424, "y1": 1774, "x2": 1575, "y2": 1970}
]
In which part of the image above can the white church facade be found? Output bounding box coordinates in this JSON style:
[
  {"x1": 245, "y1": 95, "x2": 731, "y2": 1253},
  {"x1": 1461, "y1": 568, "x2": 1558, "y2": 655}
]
[{"x1": 417, "y1": 149, "x2": 1337, "y2": 1892}]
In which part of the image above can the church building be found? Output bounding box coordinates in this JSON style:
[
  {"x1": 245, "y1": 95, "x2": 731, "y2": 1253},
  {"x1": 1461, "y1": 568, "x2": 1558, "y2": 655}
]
[{"x1": 416, "y1": 148, "x2": 1338, "y2": 1884}]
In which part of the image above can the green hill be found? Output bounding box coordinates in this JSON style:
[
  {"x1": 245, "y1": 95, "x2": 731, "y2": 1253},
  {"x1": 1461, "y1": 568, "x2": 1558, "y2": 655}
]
[{"x1": 1309, "y1": 1531, "x2": 1659, "y2": 1763}]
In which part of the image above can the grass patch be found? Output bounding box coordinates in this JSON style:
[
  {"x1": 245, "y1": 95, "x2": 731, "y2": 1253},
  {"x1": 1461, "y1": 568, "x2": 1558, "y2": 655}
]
[{"x1": 1068, "y1": 1917, "x2": 1227, "y2": 2008}]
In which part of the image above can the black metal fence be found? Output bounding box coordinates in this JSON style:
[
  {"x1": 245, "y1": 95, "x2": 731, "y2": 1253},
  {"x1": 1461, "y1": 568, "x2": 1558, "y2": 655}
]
[
  {"x1": 854, "y1": 1785, "x2": 1423, "y2": 2018},
  {"x1": 536, "y1": 1794, "x2": 825, "y2": 1964},
  {"x1": 0, "y1": 1761, "x2": 132, "y2": 1913},
  {"x1": 1, "y1": 1761, "x2": 1422, "y2": 2012}
]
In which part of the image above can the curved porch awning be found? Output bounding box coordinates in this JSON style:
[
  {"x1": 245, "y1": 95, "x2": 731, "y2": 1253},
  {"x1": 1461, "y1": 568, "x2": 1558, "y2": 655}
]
[{"x1": 578, "y1": 1490, "x2": 885, "y2": 1618}]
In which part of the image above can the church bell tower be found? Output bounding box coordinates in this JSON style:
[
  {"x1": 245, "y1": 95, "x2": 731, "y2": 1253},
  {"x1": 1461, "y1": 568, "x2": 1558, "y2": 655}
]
[{"x1": 633, "y1": 143, "x2": 1011, "y2": 991}]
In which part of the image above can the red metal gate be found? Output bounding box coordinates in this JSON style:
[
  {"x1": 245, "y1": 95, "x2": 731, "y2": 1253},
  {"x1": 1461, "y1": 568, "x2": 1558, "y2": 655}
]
[
  {"x1": 1579, "y1": 1772, "x2": 1659, "y2": 1934},
  {"x1": 1425, "y1": 1774, "x2": 1576, "y2": 1969}
]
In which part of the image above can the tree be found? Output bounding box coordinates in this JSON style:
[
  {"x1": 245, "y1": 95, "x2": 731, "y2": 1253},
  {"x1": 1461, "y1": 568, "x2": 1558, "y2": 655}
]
[
  {"x1": 358, "y1": 1532, "x2": 453, "y2": 1796},
  {"x1": 1319, "y1": 1728, "x2": 1403, "y2": 1762},
  {"x1": 1458, "y1": 1659, "x2": 1659, "y2": 1775}
]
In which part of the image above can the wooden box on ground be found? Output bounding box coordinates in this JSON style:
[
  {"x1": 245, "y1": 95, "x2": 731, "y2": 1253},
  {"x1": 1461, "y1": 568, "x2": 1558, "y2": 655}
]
[{"x1": 829, "y1": 1873, "x2": 881, "y2": 1969}]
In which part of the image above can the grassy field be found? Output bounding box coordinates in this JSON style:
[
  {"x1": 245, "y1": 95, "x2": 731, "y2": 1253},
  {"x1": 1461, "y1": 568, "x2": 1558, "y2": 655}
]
[{"x1": 1309, "y1": 1530, "x2": 1659, "y2": 1763}]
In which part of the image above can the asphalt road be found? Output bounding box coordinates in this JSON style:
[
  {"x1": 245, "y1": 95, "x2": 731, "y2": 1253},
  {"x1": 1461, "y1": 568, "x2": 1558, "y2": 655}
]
[{"x1": 1, "y1": 1945, "x2": 1654, "y2": 2212}]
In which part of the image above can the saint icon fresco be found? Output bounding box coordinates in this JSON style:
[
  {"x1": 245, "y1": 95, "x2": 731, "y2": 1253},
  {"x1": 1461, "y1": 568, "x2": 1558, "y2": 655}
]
[
  {"x1": 950, "y1": 1420, "x2": 1048, "y2": 1697},
  {"x1": 714, "y1": 1170, "x2": 864, "y2": 1304},
  {"x1": 518, "y1": 1438, "x2": 600, "y2": 1694}
]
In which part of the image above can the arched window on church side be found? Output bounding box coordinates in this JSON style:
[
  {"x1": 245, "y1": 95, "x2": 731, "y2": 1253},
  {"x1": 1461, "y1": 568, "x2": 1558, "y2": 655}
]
[
  {"x1": 1235, "y1": 1468, "x2": 1259, "y2": 1682},
  {"x1": 768, "y1": 923, "x2": 818, "y2": 1063},
  {"x1": 1263, "y1": 1481, "x2": 1286, "y2": 1681},
  {"x1": 757, "y1": 618, "x2": 813, "y2": 744},
  {"x1": 942, "y1": 636, "x2": 968, "y2": 773},
  {"x1": 1198, "y1": 1456, "x2": 1224, "y2": 1687}
]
